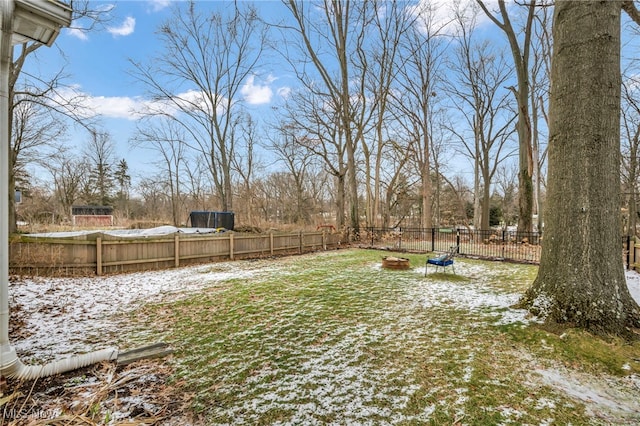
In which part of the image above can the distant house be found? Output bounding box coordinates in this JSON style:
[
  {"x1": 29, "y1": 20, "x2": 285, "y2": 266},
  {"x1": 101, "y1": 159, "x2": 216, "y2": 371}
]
[{"x1": 71, "y1": 205, "x2": 114, "y2": 227}]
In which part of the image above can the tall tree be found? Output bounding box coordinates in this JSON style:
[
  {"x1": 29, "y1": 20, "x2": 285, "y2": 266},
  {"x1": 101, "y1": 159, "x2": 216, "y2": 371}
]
[
  {"x1": 359, "y1": 0, "x2": 413, "y2": 228},
  {"x1": 523, "y1": 1, "x2": 640, "y2": 335},
  {"x1": 530, "y1": 4, "x2": 552, "y2": 232},
  {"x1": 393, "y1": 1, "x2": 446, "y2": 230},
  {"x1": 446, "y1": 10, "x2": 516, "y2": 230},
  {"x1": 10, "y1": 96, "x2": 67, "y2": 194},
  {"x1": 131, "y1": 0, "x2": 267, "y2": 212},
  {"x1": 278, "y1": 92, "x2": 348, "y2": 229},
  {"x1": 47, "y1": 153, "x2": 88, "y2": 222},
  {"x1": 283, "y1": 0, "x2": 367, "y2": 236},
  {"x1": 477, "y1": 0, "x2": 537, "y2": 235},
  {"x1": 83, "y1": 131, "x2": 115, "y2": 206},
  {"x1": 133, "y1": 118, "x2": 187, "y2": 226},
  {"x1": 231, "y1": 113, "x2": 261, "y2": 226},
  {"x1": 113, "y1": 158, "x2": 131, "y2": 219},
  {"x1": 269, "y1": 125, "x2": 314, "y2": 225}
]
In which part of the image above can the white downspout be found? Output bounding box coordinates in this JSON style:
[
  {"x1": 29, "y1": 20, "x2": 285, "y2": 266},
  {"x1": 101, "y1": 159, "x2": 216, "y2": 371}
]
[{"x1": 0, "y1": 0, "x2": 117, "y2": 381}]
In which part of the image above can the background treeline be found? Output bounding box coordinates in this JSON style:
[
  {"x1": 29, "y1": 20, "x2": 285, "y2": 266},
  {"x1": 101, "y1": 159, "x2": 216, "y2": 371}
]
[{"x1": 9, "y1": 1, "x2": 640, "y2": 235}]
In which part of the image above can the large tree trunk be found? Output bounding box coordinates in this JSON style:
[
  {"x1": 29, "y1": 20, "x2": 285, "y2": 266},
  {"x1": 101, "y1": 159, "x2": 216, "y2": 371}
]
[{"x1": 523, "y1": 1, "x2": 640, "y2": 335}]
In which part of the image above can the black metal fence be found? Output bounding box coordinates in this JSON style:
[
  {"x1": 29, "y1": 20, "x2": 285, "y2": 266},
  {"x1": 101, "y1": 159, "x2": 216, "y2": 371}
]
[
  {"x1": 356, "y1": 228, "x2": 637, "y2": 269},
  {"x1": 359, "y1": 227, "x2": 542, "y2": 264}
]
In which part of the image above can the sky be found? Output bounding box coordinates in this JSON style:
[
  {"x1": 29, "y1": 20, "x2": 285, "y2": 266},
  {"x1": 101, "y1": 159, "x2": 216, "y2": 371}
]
[
  {"x1": 22, "y1": 0, "x2": 300, "y2": 182},
  {"x1": 18, "y1": 0, "x2": 509, "y2": 186}
]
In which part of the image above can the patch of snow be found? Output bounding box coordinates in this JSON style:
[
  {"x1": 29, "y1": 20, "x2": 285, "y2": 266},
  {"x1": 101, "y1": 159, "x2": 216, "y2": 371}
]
[
  {"x1": 534, "y1": 397, "x2": 556, "y2": 410},
  {"x1": 9, "y1": 260, "x2": 271, "y2": 362},
  {"x1": 409, "y1": 263, "x2": 539, "y2": 326},
  {"x1": 532, "y1": 367, "x2": 640, "y2": 419}
]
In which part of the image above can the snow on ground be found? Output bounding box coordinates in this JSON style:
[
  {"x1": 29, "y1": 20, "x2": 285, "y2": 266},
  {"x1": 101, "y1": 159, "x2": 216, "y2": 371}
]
[
  {"x1": 9, "y1": 260, "x2": 276, "y2": 362},
  {"x1": 412, "y1": 263, "x2": 538, "y2": 326},
  {"x1": 7, "y1": 253, "x2": 640, "y2": 423},
  {"x1": 532, "y1": 367, "x2": 640, "y2": 419},
  {"x1": 10, "y1": 257, "x2": 640, "y2": 363}
]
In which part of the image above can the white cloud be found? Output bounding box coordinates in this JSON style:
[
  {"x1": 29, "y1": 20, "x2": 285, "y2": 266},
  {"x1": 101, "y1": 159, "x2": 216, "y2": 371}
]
[
  {"x1": 277, "y1": 87, "x2": 292, "y2": 99},
  {"x1": 241, "y1": 75, "x2": 273, "y2": 105},
  {"x1": 53, "y1": 85, "x2": 238, "y2": 122},
  {"x1": 408, "y1": 0, "x2": 497, "y2": 36},
  {"x1": 66, "y1": 27, "x2": 88, "y2": 41},
  {"x1": 86, "y1": 95, "x2": 150, "y2": 119},
  {"x1": 51, "y1": 86, "x2": 151, "y2": 120},
  {"x1": 107, "y1": 16, "x2": 136, "y2": 37},
  {"x1": 170, "y1": 89, "x2": 232, "y2": 116},
  {"x1": 148, "y1": 0, "x2": 171, "y2": 12}
]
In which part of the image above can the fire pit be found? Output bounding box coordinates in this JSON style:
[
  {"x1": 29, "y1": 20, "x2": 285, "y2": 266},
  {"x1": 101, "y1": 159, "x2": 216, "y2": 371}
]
[{"x1": 381, "y1": 256, "x2": 410, "y2": 270}]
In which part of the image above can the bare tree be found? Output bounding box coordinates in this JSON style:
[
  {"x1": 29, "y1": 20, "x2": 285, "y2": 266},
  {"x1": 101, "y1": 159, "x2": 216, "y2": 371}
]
[
  {"x1": 530, "y1": 4, "x2": 552, "y2": 232},
  {"x1": 83, "y1": 131, "x2": 116, "y2": 206},
  {"x1": 477, "y1": 0, "x2": 537, "y2": 234},
  {"x1": 446, "y1": 11, "x2": 516, "y2": 230},
  {"x1": 393, "y1": 1, "x2": 448, "y2": 230},
  {"x1": 494, "y1": 165, "x2": 519, "y2": 228},
  {"x1": 11, "y1": 96, "x2": 67, "y2": 191},
  {"x1": 231, "y1": 113, "x2": 262, "y2": 226},
  {"x1": 132, "y1": 118, "x2": 187, "y2": 226},
  {"x1": 46, "y1": 152, "x2": 88, "y2": 222},
  {"x1": 268, "y1": 122, "x2": 315, "y2": 225},
  {"x1": 130, "y1": 0, "x2": 267, "y2": 212},
  {"x1": 276, "y1": 88, "x2": 348, "y2": 229},
  {"x1": 523, "y1": 1, "x2": 640, "y2": 335},
  {"x1": 379, "y1": 139, "x2": 413, "y2": 228},
  {"x1": 282, "y1": 0, "x2": 368, "y2": 236},
  {"x1": 358, "y1": 0, "x2": 414, "y2": 228},
  {"x1": 136, "y1": 175, "x2": 173, "y2": 223}
]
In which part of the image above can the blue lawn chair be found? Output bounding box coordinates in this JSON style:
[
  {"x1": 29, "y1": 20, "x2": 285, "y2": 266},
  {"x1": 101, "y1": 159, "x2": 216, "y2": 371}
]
[{"x1": 425, "y1": 245, "x2": 459, "y2": 275}]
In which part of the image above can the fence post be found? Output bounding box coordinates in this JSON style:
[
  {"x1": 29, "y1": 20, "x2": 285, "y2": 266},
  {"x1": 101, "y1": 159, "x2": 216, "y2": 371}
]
[
  {"x1": 626, "y1": 235, "x2": 631, "y2": 270},
  {"x1": 229, "y1": 233, "x2": 235, "y2": 260},
  {"x1": 96, "y1": 237, "x2": 102, "y2": 276},
  {"x1": 431, "y1": 228, "x2": 436, "y2": 252},
  {"x1": 299, "y1": 231, "x2": 303, "y2": 254},
  {"x1": 322, "y1": 231, "x2": 326, "y2": 251},
  {"x1": 456, "y1": 230, "x2": 461, "y2": 253},
  {"x1": 398, "y1": 228, "x2": 402, "y2": 250},
  {"x1": 371, "y1": 227, "x2": 374, "y2": 247},
  {"x1": 270, "y1": 231, "x2": 274, "y2": 256},
  {"x1": 174, "y1": 233, "x2": 180, "y2": 268}
]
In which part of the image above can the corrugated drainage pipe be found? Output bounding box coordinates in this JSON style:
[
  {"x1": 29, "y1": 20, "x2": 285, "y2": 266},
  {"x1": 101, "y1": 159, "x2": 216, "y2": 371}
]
[{"x1": 0, "y1": 344, "x2": 118, "y2": 381}]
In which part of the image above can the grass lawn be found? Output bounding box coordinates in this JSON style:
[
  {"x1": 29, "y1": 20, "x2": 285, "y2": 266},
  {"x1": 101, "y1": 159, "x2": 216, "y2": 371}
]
[{"x1": 127, "y1": 249, "x2": 640, "y2": 425}]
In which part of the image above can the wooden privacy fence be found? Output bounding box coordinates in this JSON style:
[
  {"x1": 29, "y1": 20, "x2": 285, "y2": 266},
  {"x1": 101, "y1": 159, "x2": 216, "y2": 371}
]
[{"x1": 10, "y1": 231, "x2": 342, "y2": 276}]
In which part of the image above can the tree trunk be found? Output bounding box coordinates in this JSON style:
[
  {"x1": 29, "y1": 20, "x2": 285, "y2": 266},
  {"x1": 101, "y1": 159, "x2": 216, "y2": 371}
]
[
  {"x1": 335, "y1": 173, "x2": 346, "y2": 230},
  {"x1": 421, "y1": 125, "x2": 433, "y2": 230},
  {"x1": 514, "y1": 35, "x2": 534, "y2": 236},
  {"x1": 523, "y1": 1, "x2": 640, "y2": 335},
  {"x1": 481, "y1": 167, "x2": 491, "y2": 231}
]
